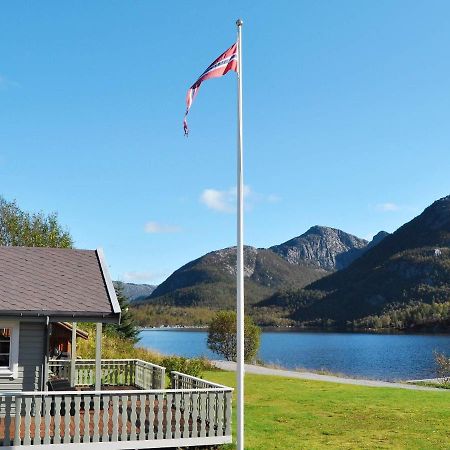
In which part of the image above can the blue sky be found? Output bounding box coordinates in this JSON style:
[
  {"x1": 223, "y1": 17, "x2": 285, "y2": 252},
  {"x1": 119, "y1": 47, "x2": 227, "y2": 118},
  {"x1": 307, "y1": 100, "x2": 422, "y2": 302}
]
[{"x1": 1, "y1": 1, "x2": 450, "y2": 284}]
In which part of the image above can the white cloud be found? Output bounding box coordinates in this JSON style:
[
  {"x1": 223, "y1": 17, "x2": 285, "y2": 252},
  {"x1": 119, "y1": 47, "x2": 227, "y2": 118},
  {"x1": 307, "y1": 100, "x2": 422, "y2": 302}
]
[
  {"x1": 144, "y1": 221, "x2": 182, "y2": 233},
  {"x1": 122, "y1": 271, "x2": 165, "y2": 283},
  {"x1": 200, "y1": 185, "x2": 280, "y2": 213},
  {"x1": 200, "y1": 188, "x2": 235, "y2": 213},
  {"x1": 375, "y1": 202, "x2": 400, "y2": 212}
]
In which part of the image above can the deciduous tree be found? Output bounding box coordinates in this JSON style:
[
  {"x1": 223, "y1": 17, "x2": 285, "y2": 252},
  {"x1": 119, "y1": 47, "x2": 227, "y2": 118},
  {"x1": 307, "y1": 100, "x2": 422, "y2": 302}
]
[
  {"x1": 207, "y1": 310, "x2": 261, "y2": 362},
  {"x1": 0, "y1": 196, "x2": 73, "y2": 248}
]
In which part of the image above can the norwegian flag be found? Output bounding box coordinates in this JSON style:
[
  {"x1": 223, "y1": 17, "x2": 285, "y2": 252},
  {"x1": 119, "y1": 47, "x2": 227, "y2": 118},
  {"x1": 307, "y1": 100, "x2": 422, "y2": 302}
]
[{"x1": 184, "y1": 43, "x2": 238, "y2": 136}]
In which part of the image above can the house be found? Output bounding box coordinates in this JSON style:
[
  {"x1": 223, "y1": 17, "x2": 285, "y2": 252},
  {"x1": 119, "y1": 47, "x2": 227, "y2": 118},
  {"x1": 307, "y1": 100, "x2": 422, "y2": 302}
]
[{"x1": 0, "y1": 246, "x2": 232, "y2": 448}]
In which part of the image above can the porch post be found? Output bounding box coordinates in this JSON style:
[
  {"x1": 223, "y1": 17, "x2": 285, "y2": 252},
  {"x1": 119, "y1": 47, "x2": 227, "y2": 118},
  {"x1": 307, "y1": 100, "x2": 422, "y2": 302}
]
[
  {"x1": 42, "y1": 317, "x2": 51, "y2": 391},
  {"x1": 95, "y1": 322, "x2": 102, "y2": 390},
  {"x1": 70, "y1": 322, "x2": 77, "y2": 387}
]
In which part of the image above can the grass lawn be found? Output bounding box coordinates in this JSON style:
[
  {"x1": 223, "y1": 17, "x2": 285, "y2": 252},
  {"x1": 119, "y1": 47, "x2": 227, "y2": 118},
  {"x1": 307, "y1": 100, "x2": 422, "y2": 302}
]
[{"x1": 204, "y1": 371, "x2": 450, "y2": 450}]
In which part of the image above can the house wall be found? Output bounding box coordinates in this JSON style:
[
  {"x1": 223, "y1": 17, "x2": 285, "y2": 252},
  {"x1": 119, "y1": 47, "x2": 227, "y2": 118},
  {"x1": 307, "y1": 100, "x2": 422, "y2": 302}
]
[{"x1": 0, "y1": 322, "x2": 45, "y2": 392}]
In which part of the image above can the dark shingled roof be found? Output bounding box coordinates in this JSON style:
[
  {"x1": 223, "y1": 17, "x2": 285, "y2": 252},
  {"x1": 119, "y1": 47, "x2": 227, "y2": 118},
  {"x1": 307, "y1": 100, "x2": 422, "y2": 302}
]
[{"x1": 0, "y1": 246, "x2": 120, "y2": 321}]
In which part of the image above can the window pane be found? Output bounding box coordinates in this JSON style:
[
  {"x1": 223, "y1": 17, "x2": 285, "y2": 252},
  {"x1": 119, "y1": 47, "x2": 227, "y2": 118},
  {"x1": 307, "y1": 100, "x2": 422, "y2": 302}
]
[
  {"x1": 0, "y1": 354, "x2": 9, "y2": 367},
  {"x1": 0, "y1": 342, "x2": 9, "y2": 353}
]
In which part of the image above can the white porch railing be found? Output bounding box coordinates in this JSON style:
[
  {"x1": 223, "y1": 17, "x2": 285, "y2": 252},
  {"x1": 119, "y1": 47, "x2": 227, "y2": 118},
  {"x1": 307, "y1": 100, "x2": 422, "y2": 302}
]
[
  {"x1": 0, "y1": 385, "x2": 233, "y2": 448},
  {"x1": 49, "y1": 359, "x2": 166, "y2": 390},
  {"x1": 170, "y1": 371, "x2": 230, "y2": 390}
]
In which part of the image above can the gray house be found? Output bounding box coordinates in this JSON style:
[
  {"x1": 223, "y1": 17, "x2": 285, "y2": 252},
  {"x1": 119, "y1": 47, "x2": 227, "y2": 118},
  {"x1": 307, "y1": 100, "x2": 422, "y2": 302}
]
[{"x1": 0, "y1": 246, "x2": 232, "y2": 448}]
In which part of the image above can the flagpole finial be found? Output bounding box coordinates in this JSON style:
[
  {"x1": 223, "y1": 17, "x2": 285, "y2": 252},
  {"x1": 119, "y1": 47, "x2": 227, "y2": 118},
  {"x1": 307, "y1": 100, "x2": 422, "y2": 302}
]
[{"x1": 236, "y1": 18, "x2": 243, "y2": 27}]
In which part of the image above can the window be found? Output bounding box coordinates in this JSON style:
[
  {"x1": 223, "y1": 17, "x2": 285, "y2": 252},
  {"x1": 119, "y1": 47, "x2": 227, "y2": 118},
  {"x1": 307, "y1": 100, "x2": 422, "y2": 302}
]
[
  {"x1": 0, "y1": 322, "x2": 19, "y2": 379},
  {"x1": 0, "y1": 328, "x2": 11, "y2": 368}
]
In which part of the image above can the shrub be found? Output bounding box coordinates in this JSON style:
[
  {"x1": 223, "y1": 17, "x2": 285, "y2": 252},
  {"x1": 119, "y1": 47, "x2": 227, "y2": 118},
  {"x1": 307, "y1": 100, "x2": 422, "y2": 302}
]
[{"x1": 161, "y1": 356, "x2": 214, "y2": 378}]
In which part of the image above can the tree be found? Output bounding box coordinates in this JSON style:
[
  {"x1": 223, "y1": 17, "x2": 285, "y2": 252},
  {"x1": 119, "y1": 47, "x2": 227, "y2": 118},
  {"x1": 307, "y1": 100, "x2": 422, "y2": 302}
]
[
  {"x1": 434, "y1": 351, "x2": 450, "y2": 385},
  {"x1": 0, "y1": 196, "x2": 73, "y2": 247},
  {"x1": 106, "y1": 282, "x2": 140, "y2": 343},
  {"x1": 207, "y1": 310, "x2": 261, "y2": 362}
]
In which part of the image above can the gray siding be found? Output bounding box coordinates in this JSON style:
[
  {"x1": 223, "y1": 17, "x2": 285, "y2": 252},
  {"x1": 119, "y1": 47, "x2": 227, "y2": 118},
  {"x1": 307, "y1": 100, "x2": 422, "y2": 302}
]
[{"x1": 0, "y1": 322, "x2": 45, "y2": 392}]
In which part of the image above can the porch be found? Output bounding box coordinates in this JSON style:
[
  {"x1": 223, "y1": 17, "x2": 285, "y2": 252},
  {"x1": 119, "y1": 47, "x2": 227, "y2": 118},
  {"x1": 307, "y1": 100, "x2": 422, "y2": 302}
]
[{"x1": 0, "y1": 361, "x2": 233, "y2": 448}]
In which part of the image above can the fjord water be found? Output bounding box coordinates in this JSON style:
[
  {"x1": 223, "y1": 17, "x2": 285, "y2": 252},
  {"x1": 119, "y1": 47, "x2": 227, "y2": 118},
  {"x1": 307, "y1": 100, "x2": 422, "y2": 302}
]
[{"x1": 139, "y1": 329, "x2": 450, "y2": 381}]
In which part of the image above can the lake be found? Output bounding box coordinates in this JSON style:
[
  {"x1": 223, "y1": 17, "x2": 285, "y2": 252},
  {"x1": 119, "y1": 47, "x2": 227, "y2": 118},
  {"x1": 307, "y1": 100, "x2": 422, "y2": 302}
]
[{"x1": 138, "y1": 329, "x2": 450, "y2": 381}]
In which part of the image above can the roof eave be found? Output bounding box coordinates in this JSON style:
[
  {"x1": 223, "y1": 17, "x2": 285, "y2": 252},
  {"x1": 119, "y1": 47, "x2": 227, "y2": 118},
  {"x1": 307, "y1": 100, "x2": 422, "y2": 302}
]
[
  {"x1": 96, "y1": 248, "x2": 122, "y2": 317},
  {"x1": 0, "y1": 310, "x2": 121, "y2": 324}
]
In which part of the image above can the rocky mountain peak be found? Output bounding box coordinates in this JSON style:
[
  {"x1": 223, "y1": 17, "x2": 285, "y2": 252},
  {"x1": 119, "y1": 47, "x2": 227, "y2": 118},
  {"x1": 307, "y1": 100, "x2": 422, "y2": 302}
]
[{"x1": 269, "y1": 226, "x2": 368, "y2": 271}]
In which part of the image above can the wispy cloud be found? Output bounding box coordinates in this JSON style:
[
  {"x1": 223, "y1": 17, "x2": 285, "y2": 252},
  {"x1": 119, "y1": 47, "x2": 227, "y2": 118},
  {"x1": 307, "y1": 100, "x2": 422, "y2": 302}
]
[
  {"x1": 200, "y1": 185, "x2": 280, "y2": 213},
  {"x1": 144, "y1": 221, "x2": 182, "y2": 233},
  {"x1": 375, "y1": 202, "x2": 400, "y2": 212},
  {"x1": 267, "y1": 194, "x2": 282, "y2": 203},
  {"x1": 122, "y1": 271, "x2": 166, "y2": 283}
]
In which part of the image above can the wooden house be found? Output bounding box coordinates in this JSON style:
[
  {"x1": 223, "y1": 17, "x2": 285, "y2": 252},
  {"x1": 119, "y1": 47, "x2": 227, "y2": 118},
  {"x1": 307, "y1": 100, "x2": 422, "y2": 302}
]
[{"x1": 0, "y1": 246, "x2": 232, "y2": 448}]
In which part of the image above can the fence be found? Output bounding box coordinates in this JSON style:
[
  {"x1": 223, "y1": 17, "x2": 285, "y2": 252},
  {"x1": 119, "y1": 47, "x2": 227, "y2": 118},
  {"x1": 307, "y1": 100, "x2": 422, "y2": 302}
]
[
  {"x1": 0, "y1": 386, "x2": 233, "y2": 447},
  {"x1": 49, "y1": 359, "x2": 166, "y2": 390}
]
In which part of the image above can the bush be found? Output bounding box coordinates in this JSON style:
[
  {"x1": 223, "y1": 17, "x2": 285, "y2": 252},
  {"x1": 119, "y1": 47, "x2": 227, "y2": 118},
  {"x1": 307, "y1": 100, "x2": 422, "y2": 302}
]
[
  {"x1": 161, "y1": 356, "x2": 214, "y2": 378},
  {"x1": 207, "y1": 310, "x2": 261, "y2": 363}
]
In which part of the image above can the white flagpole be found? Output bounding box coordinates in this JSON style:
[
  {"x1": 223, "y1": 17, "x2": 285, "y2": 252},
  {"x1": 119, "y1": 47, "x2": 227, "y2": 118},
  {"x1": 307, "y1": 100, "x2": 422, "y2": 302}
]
[{"x1": 236, "y1": 18, "x2": 245, "y2": 450}]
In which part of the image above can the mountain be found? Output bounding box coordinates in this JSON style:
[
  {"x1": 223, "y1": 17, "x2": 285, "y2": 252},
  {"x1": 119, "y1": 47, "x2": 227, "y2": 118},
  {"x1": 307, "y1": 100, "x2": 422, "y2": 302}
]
[
  {"x1": 118, "y1": 282, "x2": 157, "y2": 302},
  {"x1": 269, "y1": 196, "x2": 450, "y2": 328},
  {"x1": 269, "y1": 226, "x2": 375, "y2": 271},
  {"x1": 145, "y1": 246, "x2": 327, "y2": 309}
]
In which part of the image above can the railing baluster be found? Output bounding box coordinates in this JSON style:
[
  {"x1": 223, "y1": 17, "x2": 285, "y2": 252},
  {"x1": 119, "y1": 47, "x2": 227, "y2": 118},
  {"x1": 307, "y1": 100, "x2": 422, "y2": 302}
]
[
  {"x1": 146, "y1": 394, "x2": 153, "y2": 440},
  {"x1": 217, "y1": 390, "x2": 224, "y2": 436},
  {"x1": 43, "y1": 396, "x2": 51, "y2": 444},
  {"x1": 129, "y1": 394, "x2": 138, "y2": 441},
  {"x1": 120, "y1": 395, "x2": 128, "y2": 442},
  {"x1": 224, "y1": 391, "x2": 232, "y2": 437},
  {"x1": 92, "y1": 395, "x2": 100, "y2": 442},
  {"x1": 111, "y1": 394, "x2": 119, "y2": 442},
  {"x1": 82, "y1": 394, "x2": 90, "y2": 443},
  {"x1": 13, "y1": 396, "x2": 21, "y2": 446},
  {"x1": 34, "y1": 395, "x2": 43, "y2": 445},
  {"x1": 4, "y1": 395, "x2": 12, "y2": 445},
  {"x1": 200, "y1": 392, "x2": 207, "y2": 438},
  {"x1": 136, "y1": 393, "x2": 143, "y2": 440},
  {"x1": 191, "y1": 391, "x2": 198, "y2": 438},
  {"x1": 174, "y1": 391, "x2": 181, "y2": 439},
  {"x1": 165, "y1": 392, "x2": 172, "y2": 439},
  {"x1": 23, "y1": 396, "x2": 32, "y2": 445},
  {"x1": 208, "y1": 391, "x2": 215, "y2": 437},
  {"x1": 54, "y1": 395, "x2": 62, "y2": 444},
  {"x1": 63, "y1": 395, "x2": 72, "y2": 443},
  {"x1": 156, "y1": 393, "x2": 163, "y2": 439},
  {"x1": 101, "y1": 394, "x2": 110, "y2": 442},
  {"x1": 73, "y1": 396, "x2": 81, "y2": 443}
]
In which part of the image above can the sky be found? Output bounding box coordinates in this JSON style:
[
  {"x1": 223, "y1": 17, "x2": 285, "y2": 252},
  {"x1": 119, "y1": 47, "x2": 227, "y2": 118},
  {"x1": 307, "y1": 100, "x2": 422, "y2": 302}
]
[{"x1": 1, "y1": 1, "x2": 450, "y2": 285}]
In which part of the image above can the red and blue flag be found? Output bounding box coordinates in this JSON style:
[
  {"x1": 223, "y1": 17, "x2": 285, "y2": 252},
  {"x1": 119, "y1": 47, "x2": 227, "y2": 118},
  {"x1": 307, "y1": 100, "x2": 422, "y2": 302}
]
[{"x1": 184, "y1": 43, "x2": 238, "y2": 136}]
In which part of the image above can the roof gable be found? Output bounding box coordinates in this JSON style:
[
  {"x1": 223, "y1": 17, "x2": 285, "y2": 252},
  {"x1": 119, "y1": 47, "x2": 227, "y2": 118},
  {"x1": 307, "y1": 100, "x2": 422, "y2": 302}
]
[{"x1": 0, "y1": 246, "x2": 120, "y2": 322}]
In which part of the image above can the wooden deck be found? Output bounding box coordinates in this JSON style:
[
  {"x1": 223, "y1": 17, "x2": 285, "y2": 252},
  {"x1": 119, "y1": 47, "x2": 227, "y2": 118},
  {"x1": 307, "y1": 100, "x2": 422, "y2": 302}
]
[{"x1": 0, "y1": 370, "x2": 233, "y2": 448}]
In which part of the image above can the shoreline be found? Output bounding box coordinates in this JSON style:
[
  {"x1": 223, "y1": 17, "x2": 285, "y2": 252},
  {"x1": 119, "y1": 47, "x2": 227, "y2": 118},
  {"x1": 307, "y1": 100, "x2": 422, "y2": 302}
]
[{"x1": 139, "y1": 326, "x2": 450, "y2": 336}]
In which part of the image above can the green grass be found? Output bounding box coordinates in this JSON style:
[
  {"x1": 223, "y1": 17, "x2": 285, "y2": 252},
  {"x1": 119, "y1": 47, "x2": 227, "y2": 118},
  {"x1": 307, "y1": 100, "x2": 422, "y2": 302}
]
[{"x1": 204, "y1": 371, "x2": 450, "y2": 450}]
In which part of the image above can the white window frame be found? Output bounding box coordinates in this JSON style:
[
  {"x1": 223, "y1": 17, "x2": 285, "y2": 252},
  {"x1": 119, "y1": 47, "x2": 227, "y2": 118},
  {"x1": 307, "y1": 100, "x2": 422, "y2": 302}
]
[{"x1": 0, "y1": 321, "x2": 19, "y2": 379}]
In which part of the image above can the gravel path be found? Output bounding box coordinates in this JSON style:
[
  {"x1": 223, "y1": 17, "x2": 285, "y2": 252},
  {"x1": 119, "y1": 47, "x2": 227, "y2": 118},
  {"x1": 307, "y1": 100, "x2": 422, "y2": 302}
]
[{"x1": 213, "y1": 360, "x2": 448, "y2": 392}]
